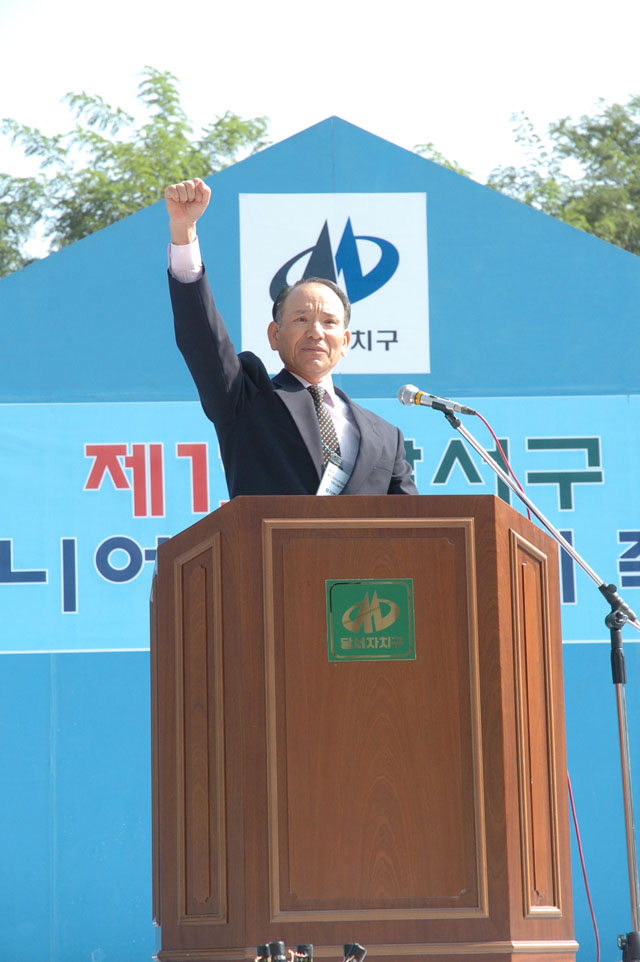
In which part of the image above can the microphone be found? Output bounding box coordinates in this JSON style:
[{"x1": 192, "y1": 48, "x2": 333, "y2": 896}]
[{"x1": 398, "y1": 384, "x2": 476, "y2": 416}]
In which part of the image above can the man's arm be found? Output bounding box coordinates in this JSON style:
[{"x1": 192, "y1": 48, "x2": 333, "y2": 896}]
[{"x1": 165, "y1": 177, "x2": 265, "y2": 432}]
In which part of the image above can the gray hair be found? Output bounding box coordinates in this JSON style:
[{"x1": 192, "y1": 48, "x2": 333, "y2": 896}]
[{"x1": 271, "y1": 276, "x2": 351, "y2": 328}]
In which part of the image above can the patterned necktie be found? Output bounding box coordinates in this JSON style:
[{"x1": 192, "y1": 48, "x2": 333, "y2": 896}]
[{"x1": 307, "y1": 385, "x2": 341, "y2": 467}]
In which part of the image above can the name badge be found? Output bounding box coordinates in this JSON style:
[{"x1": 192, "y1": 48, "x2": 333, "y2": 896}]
[{"x1": 316, "y1": 453, "x2": 352, "y2": 496}]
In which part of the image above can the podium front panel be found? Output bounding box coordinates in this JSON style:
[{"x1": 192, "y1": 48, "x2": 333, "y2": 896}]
[{"x1": 262, "y1": 517, "x2": 488, "y2": 921}]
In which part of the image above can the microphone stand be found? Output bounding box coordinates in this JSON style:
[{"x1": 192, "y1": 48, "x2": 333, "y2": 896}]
[{"x1": 436, "y1": 404, "x2": 640, "y2": 962}]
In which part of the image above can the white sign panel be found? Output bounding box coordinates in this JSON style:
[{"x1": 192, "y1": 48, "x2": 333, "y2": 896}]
[{"x1": 239, "y1": 193, "x2": 429, "y2": 375}]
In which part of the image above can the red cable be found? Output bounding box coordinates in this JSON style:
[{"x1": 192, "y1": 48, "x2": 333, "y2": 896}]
[
  {"x1": 472, "y1": 409, "x2": 531, "y2": 520},
  {"x1": 568, "y1": 771, "x2": 600, "y2": 962}
]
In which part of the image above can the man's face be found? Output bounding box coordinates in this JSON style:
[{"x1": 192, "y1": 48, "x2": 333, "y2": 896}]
[{"x1": 267, "y1": 282, "x2": 351, "y2": 384}]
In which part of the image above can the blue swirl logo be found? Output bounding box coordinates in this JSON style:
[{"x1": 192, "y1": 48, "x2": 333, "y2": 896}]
[{"x1": 269, "y1": 218, "x2": 399, "y2": 304}]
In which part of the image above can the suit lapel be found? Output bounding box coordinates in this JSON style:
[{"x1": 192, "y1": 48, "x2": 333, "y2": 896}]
[
  {"x1": 336, "y1": 390, "x2": 381, "y2": 494},
  {"x1": 271, "y1": 369, "x2": 323, "y2": 480},
  {"x1": 271, "y1": 373, "x2": 383, "y2": 493}
]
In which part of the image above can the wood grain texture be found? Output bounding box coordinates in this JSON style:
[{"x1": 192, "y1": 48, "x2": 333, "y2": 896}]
[
  {"x1": 263, "y1": 519, "x2": 486, "y2": 921},
  {"x1": 510, "y1": 532, "x2": 562, "y2": 918},
  {"x1": 151, "y1": 495, "x2": 575, "y2": 961},
  {"x1": 175, "y1": 537, "x2": 227, "y2": 921}
]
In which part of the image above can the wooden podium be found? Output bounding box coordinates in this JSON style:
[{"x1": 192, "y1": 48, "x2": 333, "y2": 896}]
[{"x1": 150, "y1": 495, "x2": 577, "y2": 962}]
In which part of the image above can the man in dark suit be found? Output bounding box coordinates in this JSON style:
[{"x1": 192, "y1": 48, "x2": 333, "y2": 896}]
[{"x1": 165, "y1": 178, "x2": 418, "y2": 498}]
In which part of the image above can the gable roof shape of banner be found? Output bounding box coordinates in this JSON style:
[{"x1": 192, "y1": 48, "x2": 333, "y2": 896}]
[{"x1": 1, "y1": 115, "x2": 638, "y2": 402}]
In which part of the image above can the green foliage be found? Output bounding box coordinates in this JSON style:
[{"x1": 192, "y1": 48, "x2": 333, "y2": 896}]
[
  {"x1": 0, "y1": 174, "x2": 43, "y2": 274},
  {"x1": 0, "y1": 67, "x2": 269, "y2": 276},
  {"x1": 5, "y1": 77, "x2": 640, "y2": 277},
  {"x1": 488, "y1": 97, "x2": 640, "y2": 254},
  {"x1": 414, "y1": 142, "x2": 470, "y2": 177}
]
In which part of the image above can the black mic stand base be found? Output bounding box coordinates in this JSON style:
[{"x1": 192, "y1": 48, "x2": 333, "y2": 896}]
[{"x1": 619, "y1": 931, "x2": 640, "y2": 962}]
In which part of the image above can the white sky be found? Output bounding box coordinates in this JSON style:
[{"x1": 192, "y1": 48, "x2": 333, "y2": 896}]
[{"x1": 1, "y1": 0, "x2": 639, "y2": 184}]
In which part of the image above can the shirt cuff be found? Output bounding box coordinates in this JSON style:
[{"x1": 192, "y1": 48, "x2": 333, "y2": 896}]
[{"x1": 168, "y1": 238, "x2": 204, "y2": 283}]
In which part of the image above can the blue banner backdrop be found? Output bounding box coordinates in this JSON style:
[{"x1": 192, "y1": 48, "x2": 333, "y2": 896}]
[
  {"x1": 2, "y1": 394, "x2": 639, "y2": 651},
  {"x1": 2, "y1": 117, "x2": 639, "y2": 962}
]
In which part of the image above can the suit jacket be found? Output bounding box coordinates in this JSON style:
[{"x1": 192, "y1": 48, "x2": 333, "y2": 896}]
[{"x1": 169, "y1": 270, "x2": 418, "y2": 498}]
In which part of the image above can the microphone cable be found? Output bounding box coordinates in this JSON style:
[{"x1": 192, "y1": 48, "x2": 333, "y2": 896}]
[
  {"x1": 472, "y1": 408, "x2": 531, "y2": 522},
  {"x1": 568, "y1": 771, "x2": 601, "y2": 962}
]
